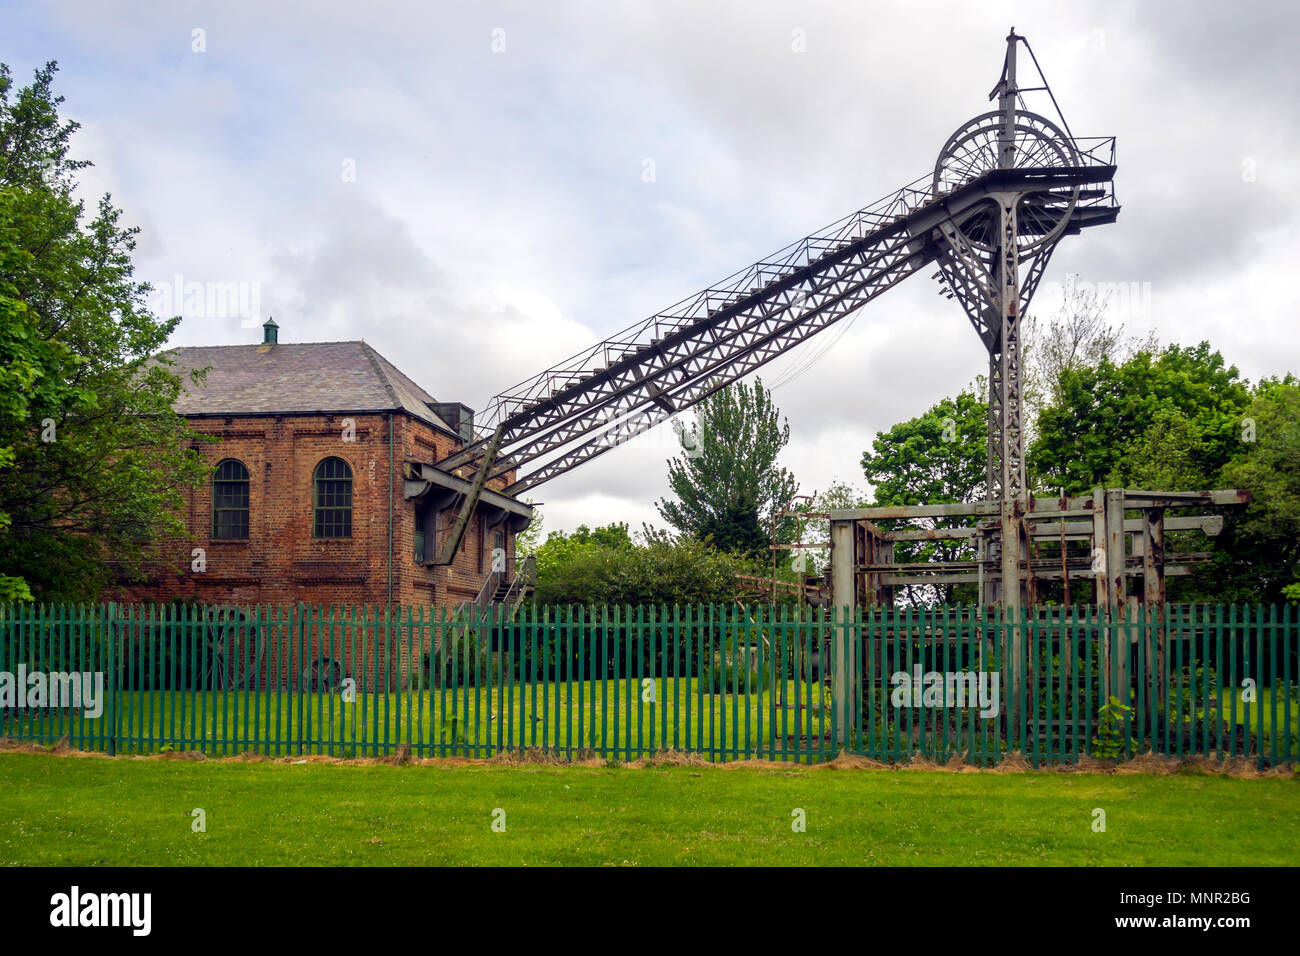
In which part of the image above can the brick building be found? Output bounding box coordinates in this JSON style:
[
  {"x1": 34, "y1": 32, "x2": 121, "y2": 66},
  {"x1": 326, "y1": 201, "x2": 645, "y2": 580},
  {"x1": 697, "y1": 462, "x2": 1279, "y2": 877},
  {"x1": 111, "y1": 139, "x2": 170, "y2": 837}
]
[{"x1": 110, "y1": 319, "x2": 534, "y2": 614}]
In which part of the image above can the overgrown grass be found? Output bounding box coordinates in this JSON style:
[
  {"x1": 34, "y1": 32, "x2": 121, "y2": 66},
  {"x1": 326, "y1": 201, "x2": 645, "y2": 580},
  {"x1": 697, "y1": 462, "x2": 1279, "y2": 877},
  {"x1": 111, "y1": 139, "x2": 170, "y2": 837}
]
[{"x1": 0, "y1": 753, "x2": 1296, "y2": 866}]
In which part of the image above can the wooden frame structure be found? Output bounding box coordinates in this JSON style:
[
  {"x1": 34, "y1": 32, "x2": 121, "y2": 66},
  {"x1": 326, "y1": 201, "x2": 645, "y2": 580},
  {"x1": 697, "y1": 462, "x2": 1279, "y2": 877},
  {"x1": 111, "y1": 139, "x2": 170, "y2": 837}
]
[{"x1": 823, "y1": 487, "x2": 1250, "y2": 743}]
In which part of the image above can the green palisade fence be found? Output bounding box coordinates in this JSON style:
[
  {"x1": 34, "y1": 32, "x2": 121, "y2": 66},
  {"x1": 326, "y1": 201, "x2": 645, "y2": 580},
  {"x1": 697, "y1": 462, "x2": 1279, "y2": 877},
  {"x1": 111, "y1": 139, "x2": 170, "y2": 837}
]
[{"x1": 0, "y1": 603, "x2": 1295, "y2": 767}]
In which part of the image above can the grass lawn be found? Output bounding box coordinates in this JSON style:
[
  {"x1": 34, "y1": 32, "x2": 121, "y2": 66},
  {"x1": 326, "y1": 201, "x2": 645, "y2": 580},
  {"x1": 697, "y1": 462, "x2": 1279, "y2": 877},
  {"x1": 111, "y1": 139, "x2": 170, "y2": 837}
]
[
  {"x1": 7, "y1": 680, "x2": 1294, "y2": 764},
  {"x1": 2, "y1": 678, "x2": 848, "y2": 761},
  {"x1": 0, "y1": 753, "x2": 1296, "y2": 866}
]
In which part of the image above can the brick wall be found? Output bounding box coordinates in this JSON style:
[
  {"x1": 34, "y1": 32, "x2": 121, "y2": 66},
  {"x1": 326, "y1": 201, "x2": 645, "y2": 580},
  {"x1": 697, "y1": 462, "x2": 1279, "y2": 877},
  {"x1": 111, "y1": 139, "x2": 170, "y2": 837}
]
[{"x1": 108, "y1": 410, "x2": 522, "y2": 617}]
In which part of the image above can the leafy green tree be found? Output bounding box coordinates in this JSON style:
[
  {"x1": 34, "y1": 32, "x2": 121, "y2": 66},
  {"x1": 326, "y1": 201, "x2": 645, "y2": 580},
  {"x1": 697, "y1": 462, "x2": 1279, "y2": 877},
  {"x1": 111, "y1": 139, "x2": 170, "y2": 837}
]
[
  {"x1": 860, "y1": 388, "x2": 987, "y2": 604},
  {"x1": 1030, "y1": 341, "x2": 1292, "y2": 602},
  {"x1": 1214, "y1": 379, "x2": 1300, "y2": 602},
  {"x1": 595, "y1": 531, "x2": 755, "y2": 607},
  {"x1": 696, "y1": 502, "x2": 768, "y2": 559},
  {"x1": 656, "y1": 378, "x2": 798, "y2": 559},
  {"x1": 0, "y1": 62, "x2": 207, "y2": 601},
  {"x1": 514, "y1": 500, "x2": 543, "y2": 555},
  {"x1": 863, "y1": 389, "x2": 987, "y2": 506},
  {"x1": 1031, "y1": 343, "x2": 1250, "y2": 495}
]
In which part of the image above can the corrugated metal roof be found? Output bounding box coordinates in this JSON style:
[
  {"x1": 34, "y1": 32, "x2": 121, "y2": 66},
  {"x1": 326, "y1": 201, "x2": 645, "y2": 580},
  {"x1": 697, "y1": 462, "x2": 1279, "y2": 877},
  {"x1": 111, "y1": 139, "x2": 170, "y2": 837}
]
[{"x1": 159, "y1": 341, "x2": 456, "y2": 434}]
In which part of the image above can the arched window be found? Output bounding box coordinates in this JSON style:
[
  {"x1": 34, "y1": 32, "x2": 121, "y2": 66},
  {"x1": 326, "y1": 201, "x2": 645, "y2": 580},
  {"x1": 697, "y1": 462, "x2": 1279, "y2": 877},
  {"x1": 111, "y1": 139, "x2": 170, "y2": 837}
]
[
  {"x1": 314, "y1": 457, "x2": 353, "y2": 538},
  {"x1": 212, "y1": 459, "x2": 250, "y2": 539}
]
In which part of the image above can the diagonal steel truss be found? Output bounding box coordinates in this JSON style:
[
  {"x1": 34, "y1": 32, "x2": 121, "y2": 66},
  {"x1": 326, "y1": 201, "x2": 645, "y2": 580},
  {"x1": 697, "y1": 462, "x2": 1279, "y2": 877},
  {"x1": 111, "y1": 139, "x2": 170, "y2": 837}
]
[
  {"x1": 437, "y1": 32, "x2": 1119, "y2": 505},
  {"x1": 440, "y1": 166, "x2": 1115, "y2": 495}
]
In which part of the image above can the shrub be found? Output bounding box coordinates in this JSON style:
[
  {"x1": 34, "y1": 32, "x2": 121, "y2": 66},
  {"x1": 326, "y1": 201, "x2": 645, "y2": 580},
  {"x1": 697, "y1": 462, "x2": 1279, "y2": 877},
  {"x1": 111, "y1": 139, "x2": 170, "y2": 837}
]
[{"x1": 423, "y1": 625, "x2": 492, "y2": 688}]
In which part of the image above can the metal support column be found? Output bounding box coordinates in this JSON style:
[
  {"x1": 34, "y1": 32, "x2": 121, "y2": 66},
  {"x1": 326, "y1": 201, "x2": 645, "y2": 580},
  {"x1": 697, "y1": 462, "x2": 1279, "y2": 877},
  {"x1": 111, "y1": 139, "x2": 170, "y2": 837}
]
[
  {"x1": 1142, "y1": 507, "x2": 1167, "y2": 712},
  {"x1": 1103, "y1": 488, "x2": 1129, "y2": 703},
  {"x1": 829, "y1": 517, "x2": 859, "y2": 747}
]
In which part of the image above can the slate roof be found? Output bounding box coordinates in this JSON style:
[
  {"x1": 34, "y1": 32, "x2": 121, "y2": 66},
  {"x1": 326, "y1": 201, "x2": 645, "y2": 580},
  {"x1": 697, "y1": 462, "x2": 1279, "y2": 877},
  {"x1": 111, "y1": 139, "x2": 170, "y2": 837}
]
[{"x1": 159, "y1": 341, "x2": 456, "y2": 434}]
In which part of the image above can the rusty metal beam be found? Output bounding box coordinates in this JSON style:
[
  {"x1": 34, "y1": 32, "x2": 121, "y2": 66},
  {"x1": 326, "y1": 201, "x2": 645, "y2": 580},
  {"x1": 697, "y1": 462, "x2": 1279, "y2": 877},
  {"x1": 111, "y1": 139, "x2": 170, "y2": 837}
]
[
  {"x1": 873, "y1": 513, "x2": 1224, "y2": 542},
  {"x1": 854, "y1": 552, "x2": 1210, "y2": 574},
  {"x1": 877, "y1": 565, "x2": 1201, "y2": 587},
  {"x1": 430, "y1": 427, "x2": 503, "y2": 566}
]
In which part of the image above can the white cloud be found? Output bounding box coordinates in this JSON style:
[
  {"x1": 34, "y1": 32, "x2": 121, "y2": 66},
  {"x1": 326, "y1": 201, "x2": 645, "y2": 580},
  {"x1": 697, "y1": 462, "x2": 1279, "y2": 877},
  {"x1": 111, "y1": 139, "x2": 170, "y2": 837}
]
[{"x1": 7, "y1": 0, "x2": 1297, "y2": 535}]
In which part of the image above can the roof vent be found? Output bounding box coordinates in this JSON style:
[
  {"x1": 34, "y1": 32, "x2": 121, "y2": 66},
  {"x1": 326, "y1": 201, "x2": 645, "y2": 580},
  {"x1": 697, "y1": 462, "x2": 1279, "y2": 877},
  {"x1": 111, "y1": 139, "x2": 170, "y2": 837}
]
[{"x1": 262, "y1": 317, "x2": 279, "y2": 345}]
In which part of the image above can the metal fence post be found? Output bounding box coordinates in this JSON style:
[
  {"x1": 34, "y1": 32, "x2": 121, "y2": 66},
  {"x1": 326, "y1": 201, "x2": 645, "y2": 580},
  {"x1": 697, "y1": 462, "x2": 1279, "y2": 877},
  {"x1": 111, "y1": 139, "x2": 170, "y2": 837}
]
[{"x1": 104, "y1": 602, "x2": 118, "y2": 757}]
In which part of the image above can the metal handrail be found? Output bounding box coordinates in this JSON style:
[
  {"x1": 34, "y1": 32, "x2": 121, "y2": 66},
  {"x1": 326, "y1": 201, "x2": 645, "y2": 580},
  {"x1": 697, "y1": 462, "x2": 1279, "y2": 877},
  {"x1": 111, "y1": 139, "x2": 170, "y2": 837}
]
[
  {"x1": 458, "y1": 554, "x2": 537, "y2": 618},
  {"x1": 474, "y1": 137, "x2": 1118, "y2": 435}
]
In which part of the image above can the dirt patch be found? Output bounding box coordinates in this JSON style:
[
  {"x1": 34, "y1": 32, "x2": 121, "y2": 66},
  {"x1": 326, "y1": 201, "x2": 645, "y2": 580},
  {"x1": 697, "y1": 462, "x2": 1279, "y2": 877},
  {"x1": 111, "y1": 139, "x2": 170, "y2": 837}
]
[
  {"x1": 906, "y1": 754, "x2": 960, "y2": 772},
  {"x1": 1113, "y1": 753, "x2": 1178, "y2": 776},
  {"x1": 486, "y1": 748, "x2": 570, "y2": 766},
  {"x1": 820, "y1": 752, "x2": 892, "y2": 771},
  {"x1": 716, "y1": 758, "x2": 808, "y2": 771},
  {"x1": 1258, "y1": 762, "x2": 1298, "y2": 777},
  {"x1": 411, "y1": 756, "x2": 490, "y2": 768},
  {"x1": 1062, "y1": 754, "x2": 1114, "y2": 773},
  {"x1": 153, "y1": 750, "x2": 208, "y2": 761},
  {"x1": 630, "y1": 750, "x2": 713, "y2": 768},
  {"x1": 1, "y1": 739, "x2": 102, "y2": 759},
  {"x1": 1172, "y1": 754, "x2": 1268, "y2": 778},
  {"x1": 0, "y1": 735, "x2": 1293, "y2": 776},
  {"x1": 994, "y1": 751, "x2": 1033, "y2": 772}
]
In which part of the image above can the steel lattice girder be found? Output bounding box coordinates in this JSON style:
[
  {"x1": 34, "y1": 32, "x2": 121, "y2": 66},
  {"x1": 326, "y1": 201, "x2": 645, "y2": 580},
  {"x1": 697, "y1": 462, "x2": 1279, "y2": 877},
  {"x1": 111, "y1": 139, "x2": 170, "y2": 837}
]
[
  {"x1": 439, "y1": 164, "x2": 1116, "y2": 490},
  {"x1": 504, "y1": 234, "x2": 927, "y2": 494}
]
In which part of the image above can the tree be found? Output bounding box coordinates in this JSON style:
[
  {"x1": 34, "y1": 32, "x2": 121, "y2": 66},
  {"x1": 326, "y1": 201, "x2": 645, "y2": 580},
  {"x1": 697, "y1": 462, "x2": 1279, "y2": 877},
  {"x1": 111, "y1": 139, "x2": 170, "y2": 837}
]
[
  {"x1": 1214, "y1": 379, "x2": 1300, "y2": 602},
  {"x1": 514, "y1": 500, "x2": 543, "y2": 555},
  {"x1": 1023, "y1": 275, "x2": 1156, "y2": 422},
  {"x1": 863, "y1": 388, "x2": 988, "y2": 506},
  {"x1": 0, "y1": 62, "x2": 207, "y2": 602},
  {"x1": 860, "y1": 388, "x2": 987, "y2": 604},
  {"x1": 1030, "y1": 342, "x2": 1250, "y2": 495},
  {"x1": 1031, "y1": 341, "x2": 1272, "y2": 603},
  {"x1": 655, "y1": 378, "x2": 798, "y2": 559}
]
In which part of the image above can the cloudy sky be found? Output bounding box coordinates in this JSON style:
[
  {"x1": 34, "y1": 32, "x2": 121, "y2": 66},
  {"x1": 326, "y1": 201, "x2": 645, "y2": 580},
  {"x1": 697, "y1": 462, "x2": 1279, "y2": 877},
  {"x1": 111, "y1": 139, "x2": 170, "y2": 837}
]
[{"x1": 5, "y1": 0, "x2": 1298, "y2": 536}]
